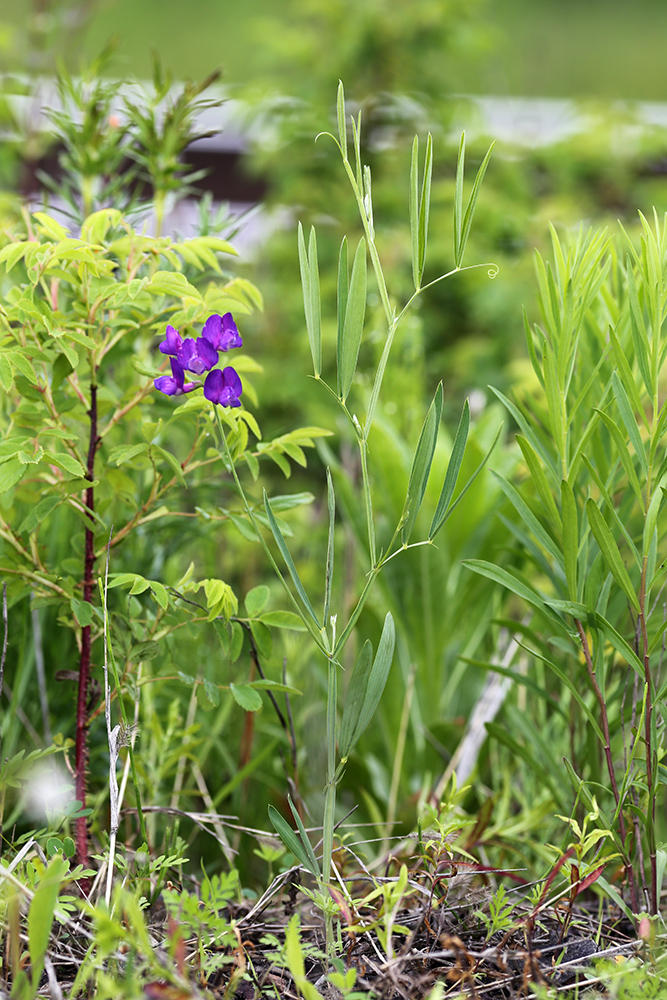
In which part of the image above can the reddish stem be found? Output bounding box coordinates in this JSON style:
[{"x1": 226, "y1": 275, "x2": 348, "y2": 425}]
[{"x1": 74, "y1": 381, "x2": 99, "y2": 870}]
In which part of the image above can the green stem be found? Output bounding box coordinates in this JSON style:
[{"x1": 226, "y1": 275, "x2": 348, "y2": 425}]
[{"x1": 213, "y1": 409, "x2": 328, "y2": 655}]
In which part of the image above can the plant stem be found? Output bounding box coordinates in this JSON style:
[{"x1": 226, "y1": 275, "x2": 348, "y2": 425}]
[
  {"x1": 322, "y1": 654, "x2": 338, "y2": 959},
  {"x1": 638, "y1": 558, "x2": 658, "y2": 914},
  {"x1": 75, "y1": 380, "x2": 98, "y2": 870},
  {"x1": 575, "y1": 619, "x2": 638, "y2": 913}
]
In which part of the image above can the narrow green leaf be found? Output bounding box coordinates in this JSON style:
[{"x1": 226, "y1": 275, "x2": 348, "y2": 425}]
[
  {"x1": 626, "y1": 263, "x2": 652, "y2": 395},
  {"x1": 336, "y1": 80, "x2": 347, "y2": 160},
  {"x1": 516, "y1": 435, "x2": 560, "y2": 528},
  {"x1": 323, "y1": 467, "x2": 335, "y2": 624},
  {"x1": 298, "y1": 223, "x2": 322, "y2": 377},
  {"x1": 595, "y1": 408, "x2": 644, "y2": 506},
  {"x1": 409, "y1": 136, "x2": 420, "y2": 289},
  {"x1": 348, "y1": 612, "x2": 395, "y2": 752},
  {"x1": 523, "y1": 310, "x2": 545, "y2": 389},
  {"x1": 611, "y1": 371, "x2": 648, "y2": 475},
  {"x1": 337, "y1": 236, "x2": 366, "y2": 401},
  {"x1": 493, "y1": 472, "x2": 562, "y2": 565},
  {"x1": 288, "y1": 795, "x2": 321, "y2": 878},
  {"x1": 608, "y1": 324, "x2": 646, "y2": 425},
  {"x1": 585, "y1": 499, "x2": 639, "y2": 612},
  {"x1": 263, "y1": 490, "x2": 319, "y2": 627},
  {"x1": 152, "y1": 444, "x2": 186, "y2": 485},
  {"x1": 462, "y1": 560, "x2": 569, "y2": 632},
  {"x1": 268, "y1": 805, "x2": 320, "y2": 878},
  {"x1": 594, "y1": 611, "x2": 644, "y2": 679},
  {"x1": 339, "y1": 640, "x2": 373, "y2": 760},
  {"x1": 417, "y1": 132, "x2": 433, "y2": 287},
  {"x1": 28, "y1": 854, "x2": 68, "y2": 991},
  {"x1": 561, "y1": 480, "x2": 578, "y2": 600},
  {"x1": 458, "y1": 142, "x2": 494, "y2": 269},
  {"x1": 431, "y1": 417, "x2": 502, "y2": 538},
  {"x1": 336, "y1": 235, "x2": 348, "y2": 357},
  {"x1": 429, "y1": 399, "x2": 469, "y2": 538},
  {"x1": 453, "y1": 132, "x2": 465, "y2": 266},
  {"x1": 401, "y1": 382, "x2": 443, "y2": 543}
]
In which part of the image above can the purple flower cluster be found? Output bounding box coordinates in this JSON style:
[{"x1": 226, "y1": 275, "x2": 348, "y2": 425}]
[{"x1": 154, "y1": 312, "x2": 243, "y2": 407}]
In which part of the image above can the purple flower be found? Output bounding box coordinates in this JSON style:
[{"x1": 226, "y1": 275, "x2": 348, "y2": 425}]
[
  {"x1": 204, "y1": 366, "x2": 243, "y2": 407},
  {"x1": 178, "y1": 336, "x2": 219, "y2": 375},
  {"x1": 202, "y1": 313, "x2": 242, "y2": 352},
  {"x1": 159, "y1": 324, "x2": 183, "y2": 356},
  {"x1": 154, "y1": 358, "x2": 197, "y2": 397}
]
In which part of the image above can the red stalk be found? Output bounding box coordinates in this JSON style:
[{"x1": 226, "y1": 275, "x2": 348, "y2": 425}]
[{"x1": 74, "y1": 381, "x2": 98, "y2": 870}]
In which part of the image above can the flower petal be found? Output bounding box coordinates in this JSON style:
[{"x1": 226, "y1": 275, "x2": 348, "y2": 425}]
[
  {"x1": 204, "y1": 366, "x2": 243, "y2": 407},
  {"x1": 159, "y1": 324, "x2": 183, "y2": 356}
]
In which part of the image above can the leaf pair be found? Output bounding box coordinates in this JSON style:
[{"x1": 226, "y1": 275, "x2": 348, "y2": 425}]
[
  {"x1": 268, "y1": 794, "x2": 321, "y2": 878},
  {"x1": 453, "y1": 133, "x2": 494, "y2": 269}
]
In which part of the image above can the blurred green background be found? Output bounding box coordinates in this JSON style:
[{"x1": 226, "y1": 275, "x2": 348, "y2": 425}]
[{"x1": 2, "y1": 0, "x2": 667, "y2": 100}]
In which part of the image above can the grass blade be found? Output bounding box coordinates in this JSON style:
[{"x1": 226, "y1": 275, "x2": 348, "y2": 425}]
[
  {"x1": 401, "y1": 381, "x2": 443, "y2": 543},
  {"x1": 337, "y1": 236, "x2": 367, "y2": 401},
  {"x1": 264, "y1": 490, "x2": 320, "y2": 627}
]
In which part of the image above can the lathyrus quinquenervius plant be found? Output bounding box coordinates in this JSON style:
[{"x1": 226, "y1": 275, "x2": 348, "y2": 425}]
[
  {"x1": 155, "y1": 83, "x2": 498, "y2": 957},
  {"x1": 466, "y1": 215, "x2": 667, "y2": 920}
]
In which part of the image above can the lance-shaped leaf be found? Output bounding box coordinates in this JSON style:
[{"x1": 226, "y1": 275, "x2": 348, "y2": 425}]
[
  {"x1": 428, "y1": 398, "x2": 469, "y2": 538},
  {"x1": 585, "y1": 498, "x2": 640, "y2": 612},
  {"x1": 410, "y1": 133, "x2": 433, "y2": 289},
  {"x1": 268, "y1": 802, "x2": 320, "y2": 878},
  {"x1": 336, "y1": 80, "x2": 347, "y2": 160},
  {"x1": 454, "y1": 134, "x2": 494, "y2": 269},
  {"x1": 337, "y1": 237, "x2": 366, "y2": 401},
  {"x1": 298, "y1": 222, "x2": 322, "y2": 377},
  {"x1": 339, "y1": 641, "x2": 372, "y2": 761},
  {"x1": 430, "y1": 407, "x2": 503, "y2": 540},
  {"x1": 561, "y1": 480, "x2": 578, "y2": 601},
  {"x1": 338, "y1": 613, "x2": 395, "y2": 759},
  {"x1": 401, "y1": 382, "x2": 443, "y2": 543},
  {"x1": 337, "y1": 236, "x2": 348, "y2": 354},
  {"x1": 323, "y1": 468, "x2": 335, "y2": 624},
  {"x1": 264, "y1": 490, "x2": 320, "y2": 627},
  {"x1": 462, "y1": 560, "x2": 570, "y2": 633},
  {"x1": 626, "y1": 263, "x2": 652, "y2": 396}
]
